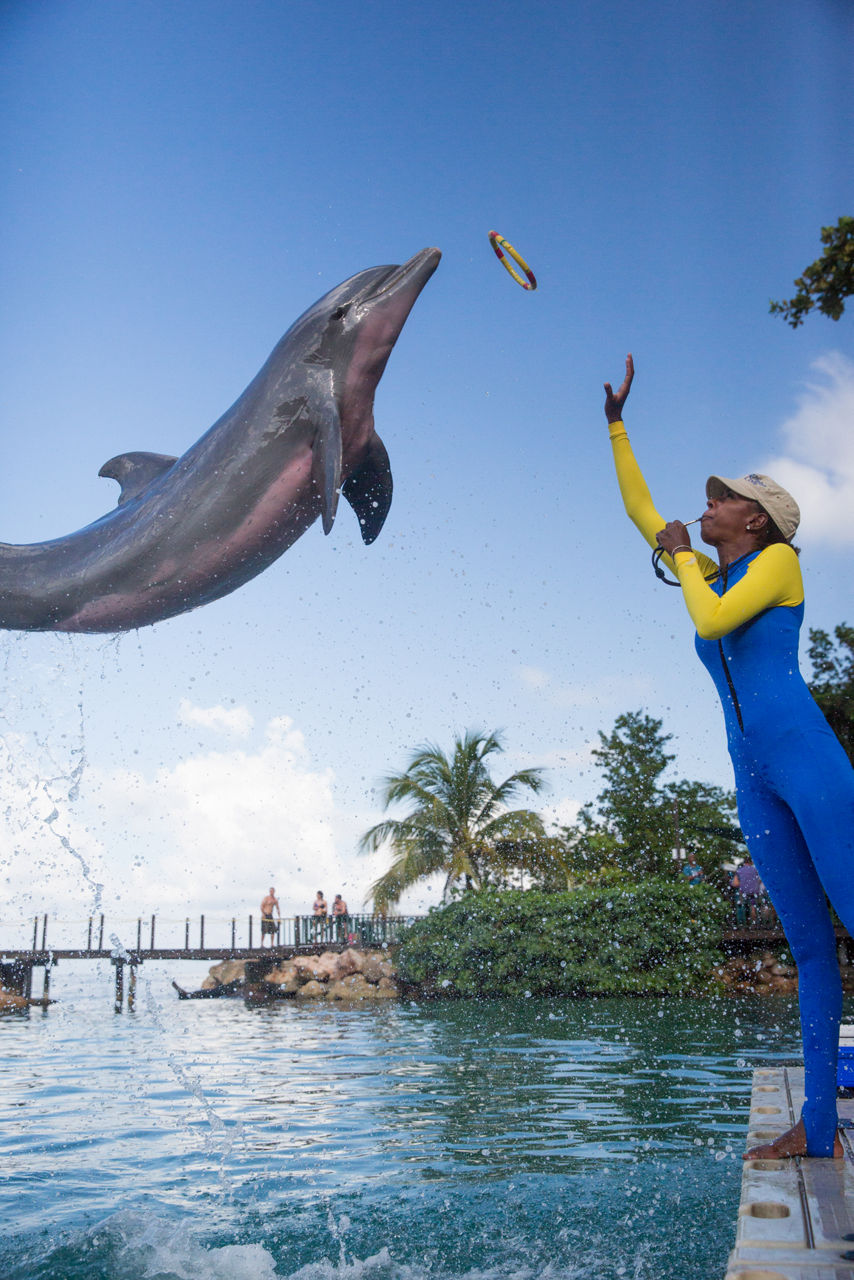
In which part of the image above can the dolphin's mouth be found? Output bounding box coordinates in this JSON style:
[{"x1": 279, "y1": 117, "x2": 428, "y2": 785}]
[{"x1": 368, "y1": 247, "x2": 442, "y2": 300}]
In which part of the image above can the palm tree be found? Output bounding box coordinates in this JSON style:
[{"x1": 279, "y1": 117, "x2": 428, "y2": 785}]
[{"x1": 360, "y1": 730, "x2": 547, "y2": 909}]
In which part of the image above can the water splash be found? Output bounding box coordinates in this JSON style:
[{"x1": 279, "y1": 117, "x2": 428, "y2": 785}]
[
  {"x1": 0, "y1": 635, "x2": 104, "y2": 919},
  {"x1": 143, "y1": 981, "x2": 246, "y2": 1191},
  {"x1": 79, "y1": 1211, "x2": 280, "y2": 1280}
]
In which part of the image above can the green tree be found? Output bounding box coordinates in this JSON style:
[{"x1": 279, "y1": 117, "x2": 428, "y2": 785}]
[
  {"x1": 555, "y1": 710, "x2": 738, "y2": 884},
  {"x1": 770, "y1": 216, "x2": 854, "y2": 327},
  {"x1": 589, "y1": 711, "x2": 676, "y2": 876},
  {"x1": 667, "y1": 778, "x2": 742, "y2": 887},
  {"x1": 488, "y1": 825, "x2": 623, "y2": 891},
  {"x1": 360, "y1": 730, "x2": 547, "y2": 909},
  {"x1": 807, "y1": 623, "x2": 854, "y2": 765}
]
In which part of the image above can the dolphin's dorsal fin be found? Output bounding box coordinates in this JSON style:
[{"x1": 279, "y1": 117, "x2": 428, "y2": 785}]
[
  {"x1": 99, "y1": 452, "x2": 178, "y2": 506},
  {"x1": 310, "y1": 397, "x2": 342, "y2": 534},
  {"x1": 342, "y1": 431, "x2": 393, "y2": 545}
]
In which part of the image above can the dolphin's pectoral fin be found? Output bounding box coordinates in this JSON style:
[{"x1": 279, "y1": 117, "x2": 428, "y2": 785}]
[
  {"x1": 342, "y1": 432, "x2": 393, "y2": 545},
  {"x1": 99, "y1": 452, "x2": 178, "y2": 506},
  {"x1": 310, "y1": 398, "x2": 343, "y2": 535}
]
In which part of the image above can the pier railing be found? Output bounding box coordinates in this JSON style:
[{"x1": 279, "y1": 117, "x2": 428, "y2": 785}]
[{"x1": 0, "y1": 911, "x2": 418, "y2": 958}]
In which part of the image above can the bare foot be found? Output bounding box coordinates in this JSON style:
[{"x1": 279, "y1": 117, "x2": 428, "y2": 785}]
[{"x1": 744, "y1": 1118, "x2": 844, "y2": 1160}]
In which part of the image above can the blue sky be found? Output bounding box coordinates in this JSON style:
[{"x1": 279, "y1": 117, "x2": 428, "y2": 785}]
[{"x1": 1, "y1": 0, "x2": 852, "y2": 943}]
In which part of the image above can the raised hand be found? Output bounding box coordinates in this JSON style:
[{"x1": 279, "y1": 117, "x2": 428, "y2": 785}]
[{"x1": 603, "y1": 353, "x2": 634, "y2": 424}]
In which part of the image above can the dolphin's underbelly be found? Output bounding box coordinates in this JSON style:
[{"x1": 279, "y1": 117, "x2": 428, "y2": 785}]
[{"x1": 0, "y1": 452, "x2": 321, "y2": 632}]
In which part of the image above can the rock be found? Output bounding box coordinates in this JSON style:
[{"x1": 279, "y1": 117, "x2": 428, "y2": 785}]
[
  {"x1": 327, "y1": 973, "x2": 399, "y2": 1001},
  {"x1": 204, "y1": 960, "x2": 246, "y2": 988},
  {"x1": 265, "y1": 964, "x2": 300, "y2": 994},
  {"x1": 328, "y1": 974, "x2": 374, "y2": 1001},
  {"x1": 361, "y1": 954, "x2": 395, "y2": 984},
  {"x1": 0, "y1": 986, "x2": 28, "y2": 1010},
  {"x1": 293, "y1": 953, "x2": 339, "y2": 982},
  {"x1": 296, "y1": 979, "x2": 327, "y2": 999},
  {"x1": 316, "y1": 951, "x2": 345, "y2": 981},
  {"x1": 336, "y1": 948, "x2": 364, "y2": 977}
]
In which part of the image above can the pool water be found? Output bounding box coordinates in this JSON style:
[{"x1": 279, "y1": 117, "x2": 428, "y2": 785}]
[{"x1": 2, "y1": 962, "x2": 845, "y2": 1280}]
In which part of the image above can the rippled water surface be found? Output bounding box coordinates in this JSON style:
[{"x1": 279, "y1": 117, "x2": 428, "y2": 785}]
[{"x1": 3, "y1": 963, "x2": 848, "y2": 1280}]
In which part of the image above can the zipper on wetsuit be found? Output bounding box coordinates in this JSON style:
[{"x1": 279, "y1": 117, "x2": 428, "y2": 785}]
[{"x1": 717, "y1": 561, "x2": 744, "y2": 733}]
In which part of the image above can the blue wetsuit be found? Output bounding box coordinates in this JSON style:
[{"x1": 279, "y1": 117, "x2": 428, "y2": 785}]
[{"x1": 609, "y1": 421, "x2": 854, "y2": 1156}]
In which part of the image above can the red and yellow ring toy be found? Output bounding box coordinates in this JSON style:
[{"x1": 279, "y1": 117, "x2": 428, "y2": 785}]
[{"x1": 487, "y1": 230, "x2": 537, "y2": 291}]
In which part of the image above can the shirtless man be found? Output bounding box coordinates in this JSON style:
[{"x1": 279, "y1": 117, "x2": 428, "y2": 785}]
[
  {"x1": 260, "y1": 887, "x2": 280, "y2": 946},
  {"x1": 332, "y1": 893, "x2": 349, "y2": 941}
]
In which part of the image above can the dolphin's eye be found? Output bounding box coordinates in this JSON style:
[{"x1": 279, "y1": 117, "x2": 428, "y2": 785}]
[{"x1": 331, "y1": 305, "x2": 350, "y2": 321}]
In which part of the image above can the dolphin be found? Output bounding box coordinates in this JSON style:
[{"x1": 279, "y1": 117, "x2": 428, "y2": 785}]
[{"x1": 0, "y1": 247, "x2": 441, "y2": 632}]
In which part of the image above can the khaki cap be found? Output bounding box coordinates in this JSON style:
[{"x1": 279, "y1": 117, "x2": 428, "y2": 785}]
[{"x1": 706, "y1": 473, "x2": 800, "y2": 542}]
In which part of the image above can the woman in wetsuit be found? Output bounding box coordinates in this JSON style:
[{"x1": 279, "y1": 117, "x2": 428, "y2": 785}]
[{"x1": 604, "y1": 354, "x2": 854, "y2": 1160}]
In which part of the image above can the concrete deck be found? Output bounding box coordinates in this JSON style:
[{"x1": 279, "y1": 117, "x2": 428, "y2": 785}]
[{"x1": 725, "y1": 1066, "x2": 854, "y2": 1279}]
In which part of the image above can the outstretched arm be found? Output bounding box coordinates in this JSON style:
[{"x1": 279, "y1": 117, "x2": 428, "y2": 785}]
[
  {"x1": 604, "y1": 353, "x2": 634, "y2": 423},
  {"x1": 604, "y1": 355, "x2": 718, "y2": 577}
]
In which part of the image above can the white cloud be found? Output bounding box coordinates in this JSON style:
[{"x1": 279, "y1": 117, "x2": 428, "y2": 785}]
[
  {"x1": 85, "y1": 712, "x2": 341, "y2": 921},
  {"x1": 763, "y1": 352, "x2": 854, "y2": 546},
  {"x1": 0, "y1": 696, "x2": 386, "y2": 946},
  {"x1": 518, "y1": 665, "x2": 549, "y2": 689},
  {"x1": 177, "y1": 698, "x2": 254, "y2": 737}
]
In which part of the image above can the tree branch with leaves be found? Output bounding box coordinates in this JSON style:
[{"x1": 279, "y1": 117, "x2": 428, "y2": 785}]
[{"x1": 770, "y1": 216, "x2": 854, "y2": 328}]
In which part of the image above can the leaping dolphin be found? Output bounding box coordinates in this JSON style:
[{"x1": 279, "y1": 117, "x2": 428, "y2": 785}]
[{"x1": 0, "y1": 246, "x2": 441, "y2": 632}]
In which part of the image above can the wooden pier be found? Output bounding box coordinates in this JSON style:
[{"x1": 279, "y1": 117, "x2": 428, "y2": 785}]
[
  {"x1": 0, "y1": 912, "x2": 412, "y2": 1009},
  {"x1": 725, "y1": 1066, "x2": 854, "y2": 1278}
]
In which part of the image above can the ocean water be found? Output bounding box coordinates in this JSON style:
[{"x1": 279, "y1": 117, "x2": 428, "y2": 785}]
[{"x1": 2, "y1": 963, "x2": 847, "y2": 1280}]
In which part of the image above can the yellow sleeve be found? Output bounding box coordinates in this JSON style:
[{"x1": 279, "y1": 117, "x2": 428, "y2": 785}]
[
  {"x1": 672, "y1": 543, "x2": 804, "y2": 639},
  {"x1": 608, "y1": 420, "x2": 718, "y2": 579}
]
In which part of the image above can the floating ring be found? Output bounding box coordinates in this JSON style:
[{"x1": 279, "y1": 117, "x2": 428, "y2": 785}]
[{"x1": 488, "y1": 230, "x2": 537, "y2": 291}]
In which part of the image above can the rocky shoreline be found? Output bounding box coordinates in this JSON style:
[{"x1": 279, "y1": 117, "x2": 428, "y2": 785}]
[
  {"x1": 717, "y1": 947, "x2": 854, "y2": 996},
  {"x1": 203, "y1": 947, "x2": 400, "y2": 1002},
  {"x1": 198, "y1": 944, "x2": 854, "y2": 1002}
]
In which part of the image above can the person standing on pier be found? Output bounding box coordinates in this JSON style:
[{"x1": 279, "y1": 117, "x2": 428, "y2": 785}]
[
  {"x1": 312, "y1": 890, "x2": 328, "y2": 942},
  {"x1": 332, "y1": 893, "x2": 349, "y2": 942},
  {"x1": 260, "y1": 887, "x2": 280, "y2": 947},
  {"x1": 603, "y1": 354, "x2": 854, "y2": 1160}
]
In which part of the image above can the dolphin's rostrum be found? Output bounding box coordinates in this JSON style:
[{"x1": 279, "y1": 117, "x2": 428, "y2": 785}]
[{"x1": 0, "y1": 247, "x2": 441, "y2": 632}]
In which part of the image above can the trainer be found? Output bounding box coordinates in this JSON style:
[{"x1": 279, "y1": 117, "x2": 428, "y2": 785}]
[{"x1": 604, "y1": 354, "x2": 854, "y2": 1159}]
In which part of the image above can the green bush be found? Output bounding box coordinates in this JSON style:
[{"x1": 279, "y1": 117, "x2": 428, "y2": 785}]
[{"x1": 396, "y1": 882, "x2": 727, "y2": 998}]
